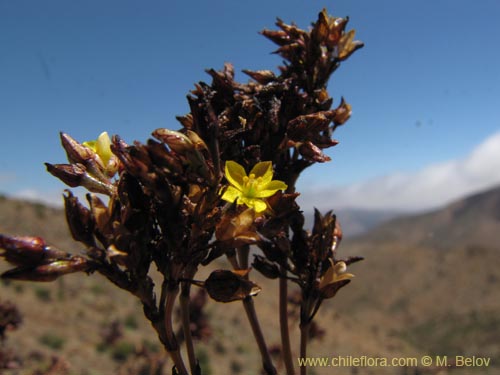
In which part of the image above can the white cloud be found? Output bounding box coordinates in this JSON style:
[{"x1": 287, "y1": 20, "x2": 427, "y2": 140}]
[{"x1": 297, "y1": 131, "x2": 500, "y2": 212}]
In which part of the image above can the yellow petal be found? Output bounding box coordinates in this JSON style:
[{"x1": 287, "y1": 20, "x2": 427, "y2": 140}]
[
  {"x1": 252, "y1": 199, "x2": 268, "y2": 213},
  {"x1": 82, "y1": 140, "x2": 97, "y2": 152},
  {"x1": 221, "y1": 185, "x2": 242, "y2": 203},
  {"x1": 250, "y1": 161, "x2": 273, "y2": 184},
  {"x1": 96, "y1": 132, "x2": 112, "y2": 165},
  {"x1": 240, "y1": 196, "x2": 267, "y2": 213},
  {"x1": 254, "y1": 180, "x2": 288, "y2": 198},
  {"x1": 225, "y1": 161, "x2": 246, "y2": 190}
]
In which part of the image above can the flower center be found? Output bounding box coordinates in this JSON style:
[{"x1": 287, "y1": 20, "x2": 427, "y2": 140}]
[{"x1": 243, "y1": 174, "x2": 263, "y2": 198}]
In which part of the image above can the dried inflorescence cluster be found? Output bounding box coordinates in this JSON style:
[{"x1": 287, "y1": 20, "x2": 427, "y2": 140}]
[{"x1": 1, "y1": 9, "x2": 363, "y2": 375}]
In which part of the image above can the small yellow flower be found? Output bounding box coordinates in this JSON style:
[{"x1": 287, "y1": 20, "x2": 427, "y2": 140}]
[
  {"x1": 221, "y1": 161, "x2": 287, "y2": 213},
  {"x1": 83, "y1": 131, "x2": 113, "y2": 166},
  {"x1": 83, "y1": 131, "x2": 118, "y2": 177}
]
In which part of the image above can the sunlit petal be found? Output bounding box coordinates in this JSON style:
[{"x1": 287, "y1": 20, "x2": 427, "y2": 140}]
[
  {"x1": 225, "y1": 161, "x2": 246, "y2": 190},
  {"x1": 254, "y1": 180, "x2": 288, "y2": 198},
  {"x1": 221, "y1": 186, "x2": 242, "y2": 203},
  {"x1": 250, "y1": 161, "x2": 273, "y2": 183},
  {"x1": 96, "y1": 132, "x2": 112, "y2": 165}
]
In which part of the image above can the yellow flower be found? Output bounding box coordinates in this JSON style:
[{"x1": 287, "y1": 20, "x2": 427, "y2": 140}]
[
  {"x1": 83, "y1": 131, "x2": 113, "y2": 166},
  {"x1": 221, "y1": 161, "x2": 287, "y2": 213},
  {"x1": 83, "y1": 131, "x2": 118, "y2": 177}
]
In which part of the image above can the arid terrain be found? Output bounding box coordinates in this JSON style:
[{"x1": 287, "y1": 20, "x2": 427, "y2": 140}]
[{"x1": 1, "y1": 187, "x2": 499, "y2": 374}]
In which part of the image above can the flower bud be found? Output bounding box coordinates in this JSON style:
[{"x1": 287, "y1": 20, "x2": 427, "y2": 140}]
[
  {"x1": 60, "y1": 132, "x2": 94, "y2": 164},
  {"x1": 63, "y1": 190, "x2": 95, "y2": 246},
  {"x1": 242, "y1": 69, "x2": 277, "y2": 84},
  {"x1": 337, "y1": 29, "x2": 364, "y2": 61},
  {"x1": 185, "y1": 130, "x2": 209, "y2": 152},
  {"x1": 0, "y1": 235, "x2": 68, "y2": 266},
  {"x1": 298, "y1": 141, "x2": 331, "y2": 162},
  {"x1": 332, "y1": 98, "x2": 352, "y2": 126},
  {"x1": 45, "y1": 163, "x2": 86, "y2": 187},
  {"x1": 152, "y1": 128, "x2": 195, "y2": 154},
  {"x1": 175, "y1": 114, "x2": 193, "y2": 129},
  {"x1": 1, "y1": 257, "x2": 89, "y2": 282}
]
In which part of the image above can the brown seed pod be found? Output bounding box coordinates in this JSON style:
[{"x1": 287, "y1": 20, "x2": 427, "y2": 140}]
[{"x1": 204, "y1": 269, "x2": 261, "y2": 303}]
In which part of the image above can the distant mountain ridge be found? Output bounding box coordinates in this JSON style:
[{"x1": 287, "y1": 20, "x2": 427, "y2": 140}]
[{"x1": 358, "y1": 185, "x2": 500, "y2": 250}]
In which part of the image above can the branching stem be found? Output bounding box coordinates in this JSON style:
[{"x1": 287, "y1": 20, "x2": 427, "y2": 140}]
[
  {"x1": 180, "y1": 280, "x2": 197, "y2": 374},
  {"x1": 236, "y1": 246, "x2": 277, "y2": 375},
  {"x1": 164, "y1": 284, "x2": 188, "y2": 375},
  {"x1": 280, "y1": 268, "x2": 295, "y2": 375}
]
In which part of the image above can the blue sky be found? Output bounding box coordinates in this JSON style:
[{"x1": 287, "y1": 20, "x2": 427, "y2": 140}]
[{"x1": 1, "y1": 0, "x2": 500, "y2": 211}]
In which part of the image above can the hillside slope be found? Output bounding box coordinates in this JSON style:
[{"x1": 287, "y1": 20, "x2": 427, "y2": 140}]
[
  {"x1": 360, "y1": 185, "x2": 500, "y2": 250},
  {"x1": 1, "y1": 191, "x2": 499, "y2": 374}
]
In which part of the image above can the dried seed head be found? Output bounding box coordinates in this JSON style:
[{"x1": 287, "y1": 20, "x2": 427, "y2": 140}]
[{"x1": 205, "y1": 269, "x2": 261, "y2": 303}]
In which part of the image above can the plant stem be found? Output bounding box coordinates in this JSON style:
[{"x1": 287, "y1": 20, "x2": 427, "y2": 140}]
[
  {"x1": 180, "y1": 280, "x2": 198, "y2": 374},
  {"x1": 299, "y1": 296, "x2": 314, "y2": 375},
  {"x1": 164, "y1": 284, "x2": 188, "y2": 375},
  {"x1": 299, "y1": 322, "x2": 310, "y2": 375},
  {"x1": 236, "y1": 246, "x2": 277, "y2": 375},
  {"x1": 280, "y1": 177, "x2": 298, "y2": 374},
  {"x1": 280, "y1": 269, "x2": 295, "y2": 375},
  {"x1": 243, "y1": 296, "x2": 277, "y2": 375}
]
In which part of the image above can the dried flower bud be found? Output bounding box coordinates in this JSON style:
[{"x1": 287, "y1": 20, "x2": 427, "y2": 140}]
[
  {"x1": 332, "y1": 98, "x2": 352, "y2": 126},
  {"x1": 87, "y1": 194, "x2": 111, "y2": 237},
  {"x1": 242, "y1": 69, "x2": 277, "y2": 85},
  {"x1": 152, "y1": 128, "x2": 195, "y2": 154},
  {"x1": 337, "y1": 29, "x2": 364, "y2": 61},
  {"x1": 205, "y1": 270, "x2": 261, "y2": 303},
  {"x1": 45, "y1": 163, "x2": 114, "y2": 195},
  {"x1": 176, "y1": 114, "x2": 194, "y2": 129},
  {"x1": 297, "y1": 141, "x2": 331, "y2": 162},
  {"x1": 1, "y1": 257, "x2": 89, "y2": 282},
  {"x1": 60, "y1": 132, "x2": 94, "y2": 165},
  {"x1": 0, "y1": 235, "x2": 69, "y2": 266},
  {"x1": 45, "y1": 163, "x2": 86, "y2": 187},
  {"x1": 63, "y1": 190, "x2": 95, "y2": 247},
  {"x1": 185, "y1": 130, "x2": 209, "y2": 152}
]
